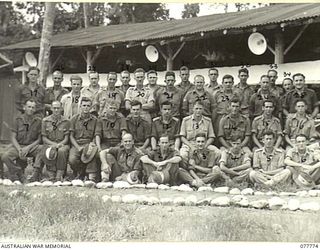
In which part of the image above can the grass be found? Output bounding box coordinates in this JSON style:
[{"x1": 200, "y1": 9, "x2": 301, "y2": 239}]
[{"x1": 0, "y1": 186, "x2": 320, "y2": 242}]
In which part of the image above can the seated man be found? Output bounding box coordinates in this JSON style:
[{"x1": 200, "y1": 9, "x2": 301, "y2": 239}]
[
  {"x1": 99, "y1": 133, "x2": 144, "y2": 183},
  {"x1": 40, "y1": 101, "x2": 70, "y2": 182},
  {"x1": 69, "y1": 97, "x2": 99, "y2": 182},
  {"x1": 218, "y1": 97, "x2": 251, "y2": 154},
  {"x1": 178, "y1": 133, "x2": 222, "y2": 188},
  {"x1": 284, "y1": 99, "x2": 318, "y2": 149},
  {"x1": 151, "y1": 101, "x2": 180, "y2": 151},
  {"x1": 140, "y1": 134, "x2": 181, "y2": 185},
  {"x1": 252, "y1": 100, "x2": 282, "y2": 150},
  {"x1": 219, "y1": 136, "x2": 252, "y2": 185},
  {"x1": 125, "y1": 100, "x2": 151, "y2": 150},
  {"x1": 180, "y1": 100, "x2": 217, "y2": 162},
  {"x1": 2, "y1": 99, "x2": 42, "y2": 183},
  {"x1": 250, "y1": 131, "x2": 291, "y2": 187},
  {"x1": 284, "y1": 134, "x2": 320, "y2": 188},
  {"x1": 95, "y1": 100, "x2": 127, "y2": 151}
]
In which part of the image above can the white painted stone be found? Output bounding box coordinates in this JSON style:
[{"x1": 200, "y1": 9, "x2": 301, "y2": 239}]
[
  {"x1": 26, "y1": 181, "x2": 41, "y2": 187},
  {"x1": 158, "y1": 184, "x2": 170, "y2": 190},
  {"x1": 84, "y1": 180, "x2": 96, "y2": 188},
  {"x1": 53, "y1": 181, "x2": 62, "y2": 187},
  {"x1": 231, "y1": 195, "x2": 248, "y2": 207},
  {"x1": 239, "y1": 198, "x2": 249, "y2": 207},
  {"x1": 241, "y1": 188, "x2": 254, "y2": 195},
  {"x1": 299, "y1": 202, "x2": 320, "y2": 211},
  {"x1": 2, "y1": 179, "x2": 13, "y2": 186},
  {"x1": 249, "y1": 200, "x2": 268, "y2": 209},
  {"x1": 111, "y1": 195, "x2": 122, "y2": 203},
  {"x1": 143, "y1": 196, "x2": 160, "y2": 205},
  {"x1": 42, "y1": 181, "x2": 54, "y2": 187},
  {"x1": 198, "y1": 186, "x2": 214, "y2": 192},
  {"x1": 0, "y1": 179, "x2": 3, "y2": 185},
  {"x1": 287, "y1": 199, "x2": 300, "y2": 211},
  {"x1": 122, "y1": 194, "x2": 140, "y2": 204},
  {"x1": 136, "y1": 195, "x2": 149, "y2": 205},
  {"x1": 308, "y1": 190, "x2": 320, "y2": 197},
  {"x1": 254, "y1": 191, "x2": 265, "y2": 196},
  {"x1": 279, "y1": 192, "x2": 296, "y2": 196},
  {"x1": 160, "y1": 197, "x2": 173, "y2": 205},
  {"x1": 185, "y1": 195, "x2": 197, "y2": 206},
  {"x1": 131, "y1": 184, "x2": 146, "y2": 189},
  {"x1": 268, "y1": 197, "x2": 286, "y2": 210},
  {"x1": 170, "y1": 186, "x2": 180, "y2": 191},
  {"x1": 113, "y1": 181, "x2": 131, "y2": 189},
  {"x1": 102, "y1": 195, "x2": 112, "y2": 203},
  {"x1": 13, "y1": 180, "x2": 22, "y2": 185},
  {"x1": 71, "y1": 180, "x2": 84, "y2": 187},
  {"x1": 146, "y1": 183, "x2": 159, "y2": 189},
  {"x1": 266, "y1": 191, "x2": 278, "y2": 196},
  {"x1": 96, "y1": 182, "x2": 113, "y2": 189},
  {"x1": 178, "y1": 184, "x2": 193, "y2": 192},
  {"x1": 196, "y1": 197, "x2": 212, "y2": 206},
  {"x1": 213, "y1": 186, "x2": 229, "y2": 194},
  {"x1": 211, "y1": 196, "x2": 230, "y2": 206},
  {"x1": 296, "y1": 190, "x2": 309, "y2": 197},
  {"x1": 173, "y1": 197, "x2": 185, "y2": 206},
  {"x1": 229, "y1": 188, "x2": 241, "y2": 195},
  {"x1": 61, "y1": 181, "x2": 72, "y2": 186}
]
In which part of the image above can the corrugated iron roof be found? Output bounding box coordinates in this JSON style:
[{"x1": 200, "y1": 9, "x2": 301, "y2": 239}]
[{"x1": 2, "y1": 3, "x2": 320, "y2": 50}]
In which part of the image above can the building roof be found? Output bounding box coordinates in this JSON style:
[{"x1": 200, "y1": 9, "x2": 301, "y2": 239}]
[{"x1": 2, "y1": 3, "x2": 320, "y2": 50}]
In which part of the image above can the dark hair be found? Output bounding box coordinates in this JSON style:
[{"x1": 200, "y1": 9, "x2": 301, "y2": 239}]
[
  {"x1": 160, "y1": 101, "x2": 172, "y2": 108},
  {"x1": 120, "y1": 70, "x2": 130, "y2": 76},
  {"x1": 267, "y1": 69, "x2": 278, "y2": 75},
  {"x1": 70, "y1": 75, "x2": 83, "y2": 83},
  {"x1": 282, "y1": 78, "x2": 293, "y2": 84},
  {"x1": 195, "y1": 133, "x2": 207, "y2": 140},
  {"x1": 222, "y1": 74, "x2": 234, "y2": 82},
  {"x1": 294, "y1": 99, "x2": 307, "y2": 106},
  {"x1": 194, "y1": 100, "x2": 205, "y2": 107},
  {"x1": 108, "y1": 72, "x2": 117, "y2": 78},
  {"x1": 230, "y1": 96, "x2": 241, "y2": 105},
  {"x1": 180, "y1": 66, "x2": 189, "y2": 72},
  {"x1": 52, "y1": 70, "x2": 63, "y2": 76},
  {"x1": 88, "y1": 71, "x2": 99, "y2": 77},
  {"x1": 262, "y1": 130, "x2": 275, "y2": 138},
  {"x1": 262, "y1": 99, "x2": 274, "y2": 107},
  {"x1": 107, "y1": 100, "x2": 119, "y2": 108},
  {"x1": 80, "y1": 97, "x2": 92, "y2": 105},
  {"x1": 147, "y1": 70, "x2": 157, "y2": 76},
  {"x1": 295, "y1": 134, "x2": 308, "y2": 140},
  {"x1": 134, "y1": 68, "x2": 145, "y2": 74},
  {"x1": 165, "y1": 71, "x2": 175, "y2": 78},
  {"x1": 230, "y1": 135, "x2": 242, "y2": 142},
  {"x1": 292, "y1": 73, "x2": 305, "y2": 80},
  {"x1": 260, "y1": 75, "x2": 269, "y2": 81},
  {"x1": 131, "y1": 100, "x2": 142, "y2": 108},
  {"x1": 24, "y1": 98, "x2": 37, "y2": 105},
  {"x1": 209, "y1": 68, "x2": 218, "y2": 74},
  {"x1": 27, "y1": 67, "x2": 40, "y2": 74},
  {"x1": 238, "y1": 68, "x2": 249, "y2": 75},
  {"x1": 159, "y1": 133, "x2": 170, "y2": 141}
]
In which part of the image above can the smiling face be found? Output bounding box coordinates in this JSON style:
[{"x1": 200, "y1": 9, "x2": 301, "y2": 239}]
[
  {"x1": 51, "y1": 101, "x2": 62, "y2": 116},
  {"x1": 23, "y1": 100, "x2": 36, "y2": 116},
  {"x1": 283, "y1": 79, "x2": 293, "y2": 92},
  {"x1": 122, "y1": 133, "x2": 134, "y2": 150},
  {"x1": 238, "y1": 71, "x2": 249, "y2": 84},
  {"x1": 193, "y1": 103, "x2": 204, "y2": 117},
  {"x1": 230, "y1": 101, "x2": 240, "y2": 115},
  {"x1": 107, "y1": 73, "x2": 117, "y2": 88},
  {"x1": 195, "y1": 136, "x2": 206, "y2": 150},
  {"x1": 159, "y1": 136, "x2": 170, "y2": 151},
  {"x1": 194, "y1": 76, "x2": 205, "y2": 91},
  {"x1": 262, "y1": 101, "x2": 274, "y2": 116},
  {"x1": 262, "y1": 134, "x2": 275, "y2": 148},
  {"x1": 134, "y1": 72, "x2": 145, "y2": 85},
  {"x1": 293, "y1": 75, "x2": 305, "y2": 90},
  {"x1": 296, "y1": 135, "x2": 307, "y2": 151},
  {"x1": 222, "y1": 77, "x2": 233, "y2": 91},
  {"x1": 71, "y1": 79, "x2": 82, "y2": 93},
  {"x1": 52, "y1": 71, "x2": 63, "y2": 87},
  {"x1": 130, "y1": 104, "x2": 141, "y2": 118}
]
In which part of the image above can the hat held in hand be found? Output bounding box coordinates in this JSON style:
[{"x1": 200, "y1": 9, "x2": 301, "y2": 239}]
[
  {"x1": 81, "y1": 143, "x2": 98, "y2": 164},
  {"x1": 43, "y1": 146, "x2": 58, "y2": 165},
  {"x1": 295, "y1": 172, "x2": 315, "y2": 189}
]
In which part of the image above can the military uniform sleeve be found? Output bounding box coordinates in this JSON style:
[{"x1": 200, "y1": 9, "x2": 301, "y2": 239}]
[
  {"x1": 242, "y1": 152, "x2": 251, "y2": 164},
  {"x1": 309, "y1": 119, "x2": 317, "y2": 139},
  {"x1": 95, "y1": 118, "x2": 102, "y2": 137},
  {"x1": 219, "y1": 150, "x2": 227, "y2": 164},
  {"x1": 285, "y1": 148, "x2": 294, "y2": 160},
  {"x1": 244, "y1": 117, "x2": 251, "y2": 136},
  {"x1": 251, "y1": 118, "x2": 258, "y2": 134},
  {"x1": 41, "y1": 119, "x2": 48, "y2": 137},
  {"x1": 179, "y1": 118, "x2": 187, "y2": 137},
  {"x1": 120, "y1": 117, "x2": 128, "y2": 132},
  {"x1": 252, "y1": 151, "x2": 260, "y2": 169},
  {"x1": 218, "y1": 116, "x2": 226, "y2": 138}
]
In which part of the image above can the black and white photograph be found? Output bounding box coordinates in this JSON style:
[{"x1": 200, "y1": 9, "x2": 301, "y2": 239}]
[{"x1": 0, "y1": 1, "x2": 320, "y2": 245}]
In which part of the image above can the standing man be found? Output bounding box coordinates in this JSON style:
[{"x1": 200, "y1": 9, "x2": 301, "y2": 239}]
[
  {"x1": 205, "y1": 68, "x2": 221, "y2": 96},
  {"x1": 45, "y1": 70, "x2": 69, "y2": 114},
  {"x1": 267, "y1": 69, "x2": 284, "y2": 98},
  {"x1": 140, "y1": 134, "x2": 181, "y2": 185},
  {"x1": 249, "y1": 75, "x2": 279, "y2": 120},
  {"x1": 40, "y1": 101, "x2": 70, "y2": 182},
  {"x1": 178, "y1": 133, "x2": 222, "y2": 188},
  {"x1": 234, "y1": 68, "x2": 255, "y2": 117},
  {"x1": 284, "y1": 100, "x2": 318, "y2": 149},
  {"x1": 250, "y1": 131, "x2": 291, "y2": 187},
  {"x1": 146, "y1": 70, "x2": 162, "y2": 120},
  {"x1": 118, "y1": 70, "x2": 132, "y2": 95},
  {"x1": 125, "y1": 100, "x2": 151, "y2": 150},
  {"x1": 15, "y1": 67, "x2": 46, "y2": 116},
  {"x1": 151, "y1": 101, "x2": 181, "y2": 151},
  {"x1": 282, "y1": 73, "x2": 318, "y2": 118},
  {"x1": 60, "y1": 75, "x2": 83, "y2": 119},
  {"x1": 154, "y1": 71, "x2": 183, "y2": 118},
  {"x1": 2, "y1": 100, "x2": 42, "y2": 183},
  {"x1": 182, "y1": 75, "x2": 214, "y2": 118},
  {"x1": 212, "y1": 74, "x2": 240, "y2": 135},
  {"x1": 176, "y1": 66, "x2": 194, "y2": 98},
  {"x1": 251, "y1": 100, "x2": 282, "y2": 149},
  {"x1": 125, "y1": 68, "x2": 154, "y2": 123},
  {"x1": 218, "y1": 97, "x2": 251, "y2": 153},
  {"x1": 99, "y1": 133, "x2": 144, "y2": 183},
  {"x1": 68, "y1": 97, "x2": 99, "y2": 182},
  {"x1": 94, "y1": 72, "x2": 124, "y2": 117},
  {"x1": 95, "y1": 100, "x2": 127, "y2": 151}
]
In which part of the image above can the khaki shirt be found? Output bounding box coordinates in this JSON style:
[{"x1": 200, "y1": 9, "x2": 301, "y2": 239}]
[
  {"x1": 125, "y1": 86, "x2": 154, "y2": 105},
  {"x1": 12, "y1": 114, "x2": 42, "y2": 145},
  {"x1": 41, "y1": 115, "x2": 70, "y2": 143},
  {"x1": 45, "y1": 86, "x2": 69, "y2": 104},
  {"x1": 108, "y1": 146, "x2": 143, "y2": 172},
  {"x1": 286, "y1": 147, "x2": 319, "y2": 165},
  {"x1": 252, "y1": 115, "x2": 282, "y2": 142},
  {"x1": 147, "y1": 147, "x2": 180, "y2": 162},
  {"x1": 180, "y1": 115, "x2": 215, "y2": 142},
  {"x1": 70, "y1": 114, "x2": 98, "y2": 144},
  {"x1": 125, "y1": 115, "x2": 151, "y2": 146},
  {"x1": 204, "y1": 82, "x2": 221, "y2": 97},
  {"x1": 249, "y1": 89, "x2": 280, "y2": 118},
  {"x1": 94, "y1": 88, "x2": 124, "y2": 117},
  {"x1": 253, "y1": 147, "x2": 285, "y2": 172},
  {"x1": 220, "y1": 149, "x2": 251, "y2": 168},
  {"x1": 234, "y1": 83, "x2": 255, "y2": 116},
  {"x1": 284, "y1": 114, "x2": 317, "y2": 140},
  {"x1": 176, "y1": 81, "x2": 194, "y2": 98},
  {"x1": 218, "y1": 114, "x2": 251, "y2": 142},
  {"x1": 183, "y1": 89, "x2": 214, "y2": 117},
  {"x1": 15, "y1": 84, "x2": 46, "y2": 114},
  {"x1": 212, "y1": 89, "x2": 241, "y2": 115},
  {"x1": 151, "y1": 116, "x2": 180, "y2": 143},
  {"x1": 155, "y1": 87, "x2": 183, "y2": 117}
]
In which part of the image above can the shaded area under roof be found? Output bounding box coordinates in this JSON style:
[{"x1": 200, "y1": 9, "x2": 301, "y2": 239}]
[{"x1": 2, "y1": 3, "x2": 320, "y2": 50}]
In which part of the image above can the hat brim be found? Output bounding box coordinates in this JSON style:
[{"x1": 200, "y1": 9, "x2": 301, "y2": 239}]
[
  {"x1": 80, "y1": 145, "x2": 98, "y2": 164},
  {"x1": 42, "y1": 146, "x2": 58, "y2": 166},
  {"x1": 295, "y1": 172, "x2": 315, "y2": 188}
]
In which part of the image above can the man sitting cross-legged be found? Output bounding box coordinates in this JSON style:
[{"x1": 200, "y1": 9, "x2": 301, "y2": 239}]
[
  {"x1": 178, "y1": 133, "x2": 222, "y2": 188},
  {"x1": 140, "y1": 134, "x2": 181, "y2": 185},
  {"x1": 250, "y1": 130, "x2": 291, "y2": 187},
  {"x1": 284, "y1": 134, "x2": 320, "y2": 189},
  {"x1": 99, "y1": 133, "x2": 144, "y2": 183},
  {"x1": 219, "y1": 136, "x2": 252, "y2": 186}
]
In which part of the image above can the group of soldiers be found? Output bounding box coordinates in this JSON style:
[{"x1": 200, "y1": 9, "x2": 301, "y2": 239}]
[{"x1": 1, "y1": 65, "x2": 320, "y2": 189}]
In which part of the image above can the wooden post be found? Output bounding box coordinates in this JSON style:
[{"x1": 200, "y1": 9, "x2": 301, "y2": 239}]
[
  {"x1": 22, "y1": 56, "x2": 27, "y2": 85},
  {"x1": 166, "y1": 44, "x2": 173, "y2": 70},
  {"x1": 274, "y1": 31, "x2": 284, "y2": 64}
]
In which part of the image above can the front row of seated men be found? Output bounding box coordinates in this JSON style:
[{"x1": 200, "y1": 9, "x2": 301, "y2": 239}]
[{"x1": 1, "y1": 97, "x2": 320, "y2": 190}]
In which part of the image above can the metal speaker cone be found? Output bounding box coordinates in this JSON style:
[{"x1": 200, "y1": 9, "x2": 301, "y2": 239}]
[
  {"x1": 145, "y1": 45, "x2": 159, "y2": 62},
  {"x1": 248, "y1": 32, "x2": 267, "y2": 55},
  {"x1": 25, "y1": 52, "x2": 38, "y2": 67}
]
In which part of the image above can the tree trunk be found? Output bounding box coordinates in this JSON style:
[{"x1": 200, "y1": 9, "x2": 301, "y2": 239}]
[
  {"x1": 38, "y1": 2, "x2": 56, "y2": 87},
  {"x1": 83, "y1": 3, "x2": 92, "y2": 72}
]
